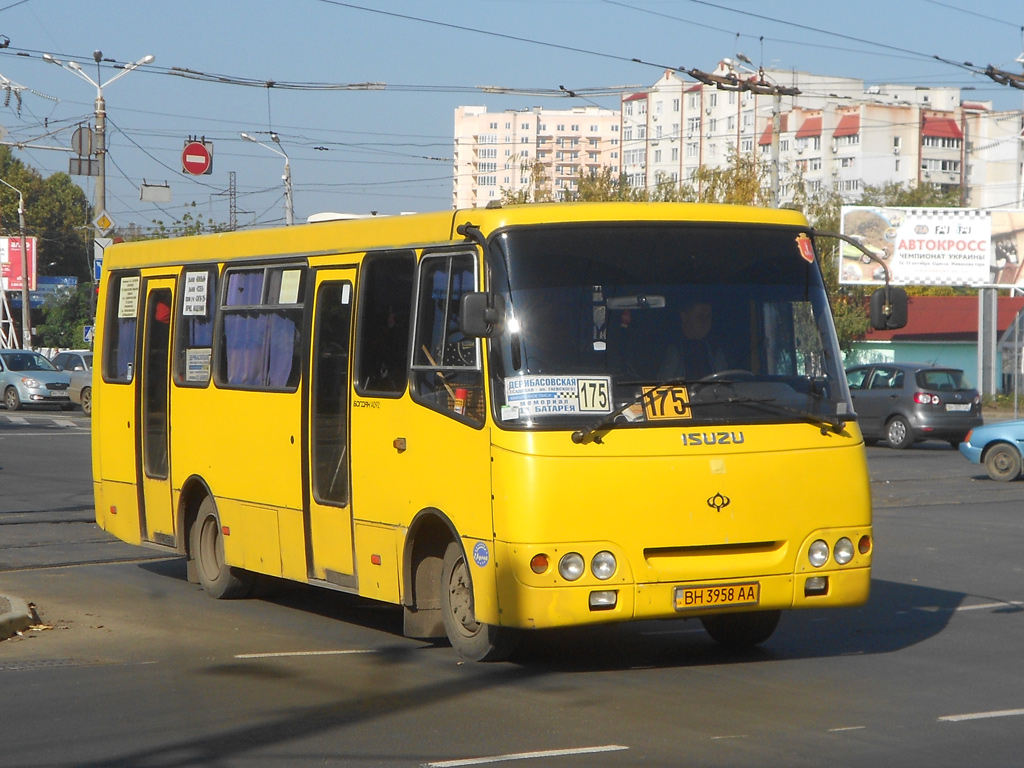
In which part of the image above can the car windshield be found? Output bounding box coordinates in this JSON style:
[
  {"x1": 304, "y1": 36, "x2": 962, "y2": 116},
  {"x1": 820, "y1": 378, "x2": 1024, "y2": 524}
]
[
  {"x1": 486, "y1": 222, "x2": 852, "y2": 430},
  {"x1": 1, "y1": 352, "x2": 58, "y2": 372},
  {"x1": 916, "y1": 368, "x2": 973, "y2": 391}
]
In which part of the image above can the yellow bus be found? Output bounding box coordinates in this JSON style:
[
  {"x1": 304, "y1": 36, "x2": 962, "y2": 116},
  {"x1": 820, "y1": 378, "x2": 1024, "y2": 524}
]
[{"x1": 93, "y1": 202, "x2": 885, "y2": 661}]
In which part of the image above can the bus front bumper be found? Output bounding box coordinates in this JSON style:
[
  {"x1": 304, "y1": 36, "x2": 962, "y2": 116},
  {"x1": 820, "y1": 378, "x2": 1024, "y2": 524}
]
[{"x1": 495, "y1": 567, "x2": 871, "y2": 630}]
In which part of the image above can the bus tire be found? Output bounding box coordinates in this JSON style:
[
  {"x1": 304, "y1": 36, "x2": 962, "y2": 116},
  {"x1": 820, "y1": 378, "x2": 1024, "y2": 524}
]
[
  {"x1": 190, "y1": 497, "x2": 254, "y2": 599},
  {"x1": 700, "y1": 610, "x2": 781, "y2": 649},
  {"x1": 440, "y1": 541, "x2": 518, "y2": 662}
]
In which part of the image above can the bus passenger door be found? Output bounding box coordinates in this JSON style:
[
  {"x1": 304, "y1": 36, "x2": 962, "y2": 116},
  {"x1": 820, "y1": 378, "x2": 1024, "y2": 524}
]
[
  {"x1": 306, "y1": 270, "x2": 356, "y2": 585},
  {"x1": 138, "y1": 279, "x2": 176, "y2": 545}
]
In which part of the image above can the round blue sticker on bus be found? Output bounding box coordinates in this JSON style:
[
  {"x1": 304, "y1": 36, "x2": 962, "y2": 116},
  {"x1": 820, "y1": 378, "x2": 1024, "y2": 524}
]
[{"x1": 472, "y1": 541, "x2": 490, "y2": 567}]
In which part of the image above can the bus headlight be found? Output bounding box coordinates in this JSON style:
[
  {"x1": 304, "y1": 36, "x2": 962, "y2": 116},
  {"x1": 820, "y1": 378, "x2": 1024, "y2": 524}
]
[
  {"x1": 558, "y1": 552, "x2": 585, "y2": 581},
  {"x1": 591, "y1": 551, "x2": 616, "y2": 580},
  {"x1": 834, "y1": 537, "x2": 854, "y2": 565},
  {"x1": 808, "y1": 540, "x2": 829, "y2": 568}
]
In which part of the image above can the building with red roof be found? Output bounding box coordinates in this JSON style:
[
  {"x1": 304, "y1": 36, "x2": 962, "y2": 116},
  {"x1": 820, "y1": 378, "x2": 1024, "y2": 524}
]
[{"x1": 847, "y1": 295, "x2": 1024, "y2": 393}]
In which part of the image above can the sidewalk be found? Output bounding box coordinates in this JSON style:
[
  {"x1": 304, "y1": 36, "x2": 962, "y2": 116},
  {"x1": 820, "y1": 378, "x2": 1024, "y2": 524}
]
[{"x1": 0, "y1": 594, "x2": 33, "y2": 640}]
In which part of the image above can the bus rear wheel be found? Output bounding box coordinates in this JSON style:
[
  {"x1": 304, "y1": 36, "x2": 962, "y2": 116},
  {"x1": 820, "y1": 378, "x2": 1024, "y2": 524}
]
[
  {"x1": 700, "y1": 610, "x2": 781, "y2": 649},
  {"x1": 440, "y1": 541, "x2": 518, "y2": 662},
  {"x1": 190, "y1": 497, "x2": 254, "y2": 599}
]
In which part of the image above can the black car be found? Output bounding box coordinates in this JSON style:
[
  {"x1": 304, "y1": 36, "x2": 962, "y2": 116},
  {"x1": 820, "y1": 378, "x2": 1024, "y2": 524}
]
[{"x1": 846, "y1": 363, "x2": 982, "y2": 449}]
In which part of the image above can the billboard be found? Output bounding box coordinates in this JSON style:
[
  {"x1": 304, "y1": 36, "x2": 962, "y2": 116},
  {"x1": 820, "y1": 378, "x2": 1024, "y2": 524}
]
[
  {"x1": 0, "y1": 236, "x2": 38, "y2": 291},
  {"x1": 840, "y1": 207, "x2": 1024, "y2": 289}
]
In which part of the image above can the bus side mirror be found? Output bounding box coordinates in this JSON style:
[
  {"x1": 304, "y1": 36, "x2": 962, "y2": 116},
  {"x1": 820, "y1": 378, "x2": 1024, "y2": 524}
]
[
  {"x1": 870, "y1": 286, "x2": 908, "y2": 330},
  {"x1": 460, "y1": 292, "x2": 505, "y2": 337}
]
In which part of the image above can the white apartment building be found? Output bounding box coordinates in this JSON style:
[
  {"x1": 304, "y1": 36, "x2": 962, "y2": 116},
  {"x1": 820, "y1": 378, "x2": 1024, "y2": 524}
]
[
  {"x1": 453, "y1": 104, "x2": 621, "y2": 208},
  {"x1": 453, "y1": 63, "x2": 1024, "y2": 210},
  {"x1": 629, "y1": 63, "x2": 1023, "y2": 209}
]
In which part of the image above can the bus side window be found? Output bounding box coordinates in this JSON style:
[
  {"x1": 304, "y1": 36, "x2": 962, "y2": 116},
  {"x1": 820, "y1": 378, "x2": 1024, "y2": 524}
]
[
  {"x1": 103, "y1": 273, "x2": 141, "y2": 383},
  {"x1": 354, "y1": 250, "x2": 415, "y2": 396},
  {"x1": 411, "y1": 252, "x2": 484, "y2": 424},
  {"x1": 174, "y1": 267, "x2": 218, "y2": 387},
  {"x1": 218, "y1": 265, "x2": 305, "y2": 390}
]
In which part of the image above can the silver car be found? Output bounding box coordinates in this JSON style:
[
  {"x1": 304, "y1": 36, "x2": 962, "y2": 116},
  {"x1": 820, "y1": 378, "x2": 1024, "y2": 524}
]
[
  {"x1": 0, "y1": 350, "x2": 73, "y2": 411},
  {"x1": 68, "y1": 368, "x2": 93, "y2": 416}
]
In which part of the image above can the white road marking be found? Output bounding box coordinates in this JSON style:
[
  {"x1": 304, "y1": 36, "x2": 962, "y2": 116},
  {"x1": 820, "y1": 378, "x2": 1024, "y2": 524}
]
[
  {"x1": 423, "y1": 745, "x2": 628, "y2": 767},
  {"x1": 710, "y1": 735, "x2": 747, "y2": 741},
  {"x1": 938, "y1": 709, "x2": 1024, "y2": 723},
  {"x1": 954, "y1": 601, "x2": 1024, "y2": 612},
  {"x1": 234, "y1": 649, "x2": 379, "y2": 659},
  {"x1": 829, "y1": 726, "x2": 866, "y2": 732},
  {"x1": 4, "y1": 415, "x2": 29, "y2": 424},
  {"x1": 914, "y1": 601, "x2": 1024, "y2": 613}
]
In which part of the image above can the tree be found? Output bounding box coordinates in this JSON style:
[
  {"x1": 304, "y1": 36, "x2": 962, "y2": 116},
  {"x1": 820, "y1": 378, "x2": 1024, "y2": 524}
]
[
  {"x1": 36, "y1": 283, "x2": 94, "y2": 349},
  {"x1": 0, "y1": 147, "x2": 92, "y2": 281}
]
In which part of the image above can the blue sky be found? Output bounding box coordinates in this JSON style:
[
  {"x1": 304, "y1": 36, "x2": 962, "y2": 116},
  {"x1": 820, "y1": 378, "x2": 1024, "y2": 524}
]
[{"x1": 0, "y1": 0, "x2": 1021, "y2": 232}]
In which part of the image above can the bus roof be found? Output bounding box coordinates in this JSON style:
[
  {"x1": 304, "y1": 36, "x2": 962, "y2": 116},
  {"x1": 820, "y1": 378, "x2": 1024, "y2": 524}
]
[{"x1": 103, "y1": 202, "x2": 810, "y2": 271}]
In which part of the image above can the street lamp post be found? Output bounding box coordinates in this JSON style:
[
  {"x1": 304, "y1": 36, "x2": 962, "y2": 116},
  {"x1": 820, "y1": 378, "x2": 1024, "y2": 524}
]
[
  {"x1": 0, "y1": 178, "x2": 32, "y2": 349},
  {"x1": 43, "y1": 50, "x2": 155, "y2": 228},
  {"x1": 240, "y1": 132, "x2": 294, "y2": 225}
]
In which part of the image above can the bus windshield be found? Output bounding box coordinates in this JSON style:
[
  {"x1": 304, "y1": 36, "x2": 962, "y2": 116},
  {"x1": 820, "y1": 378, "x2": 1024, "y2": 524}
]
[{"x1": 488, "y1": 222, "x2": 852, "y2": 430}]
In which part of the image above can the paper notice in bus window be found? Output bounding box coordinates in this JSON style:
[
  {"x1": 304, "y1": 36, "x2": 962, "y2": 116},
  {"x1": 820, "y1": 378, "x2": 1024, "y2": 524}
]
[
  {"x1": 185, "y1": 348, "x2": 212, "y2": 382},
  {"x1": 182, "y1": 271, "x2": 209, "y2": 316},
  {"x1": 504, "y1": 375, "x2": 612, "y2": 418},
  {"x1": 278, "y1": 269, "x2": 302, "y2": 304},
  {"x1": 117, "y1": 276, "x2": 140, "y2": 319}
]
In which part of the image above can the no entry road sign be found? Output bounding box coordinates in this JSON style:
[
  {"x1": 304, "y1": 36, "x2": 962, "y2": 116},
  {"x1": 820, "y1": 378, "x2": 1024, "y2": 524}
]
[{"x1": 182, "y1": 141, "x2": 213, "y2": 175}]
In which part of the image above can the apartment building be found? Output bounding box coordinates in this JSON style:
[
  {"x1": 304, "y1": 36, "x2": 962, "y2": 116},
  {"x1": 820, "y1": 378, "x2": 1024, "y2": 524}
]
[
  {"x1": 631, "y1": 63, "x2": 1023, "y2": 209},
  {"x1": 453, "y1": 63, "x2": 1024, "y2": 210},
  {"x1": 453, "y1": 104, "x2": 621, "y2": 208}
]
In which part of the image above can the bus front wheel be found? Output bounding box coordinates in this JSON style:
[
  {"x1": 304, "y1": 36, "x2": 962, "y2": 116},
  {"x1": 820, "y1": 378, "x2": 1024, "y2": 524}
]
[
  {"x1": 700, "y1": 610, "x2": 781, "y2": 649},
  {"x1": 440, "y1": 541, "x2": 518, "y2": 662},
  {"x1": 190, "y1": 497, "x2": 254, "y2": 599}
]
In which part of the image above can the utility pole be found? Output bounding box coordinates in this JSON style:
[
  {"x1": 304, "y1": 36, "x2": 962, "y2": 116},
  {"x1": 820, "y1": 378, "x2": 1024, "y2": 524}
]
[
  {"x1": 688, "y1": 63, "x2": 797, "y2": 208},
  {"x1": 0, "y1": 178, "x2": 32, "y2": 349},
  {"x1": 770, "y1": 92, "x2": 781, "y2": 208},
  {"x1": 43, "y1": 50, "x2": 154, "y2": 236}
]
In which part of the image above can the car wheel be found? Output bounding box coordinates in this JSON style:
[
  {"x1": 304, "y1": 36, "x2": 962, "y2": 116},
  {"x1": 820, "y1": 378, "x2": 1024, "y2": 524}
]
[
  {"x1": 4, "y1": 386, "x2": 21, "y2": 412},
  {"x1": 81, "y1": 387, "x2": 92, "y2": 417},
  {"x1": 984, "y1": 444, "x2": 1022, "y2": 483},
  {"x1": 885, "y1": 416, "x2": 914, "y2": 449}
]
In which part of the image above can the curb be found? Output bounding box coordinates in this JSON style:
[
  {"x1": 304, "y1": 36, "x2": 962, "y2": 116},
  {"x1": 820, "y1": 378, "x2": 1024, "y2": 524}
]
[{"x1": 0, "y1": 595, "x2": 33, "y2": 640}]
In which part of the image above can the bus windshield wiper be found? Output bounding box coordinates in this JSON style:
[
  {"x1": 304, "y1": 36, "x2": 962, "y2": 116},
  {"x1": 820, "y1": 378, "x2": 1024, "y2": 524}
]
[
  {"x1": 725, "y1": 397, "x2": 849, "y2": 436},
  {"x1": 570, "y1": 378, "x2": 848, "y2": 445}
]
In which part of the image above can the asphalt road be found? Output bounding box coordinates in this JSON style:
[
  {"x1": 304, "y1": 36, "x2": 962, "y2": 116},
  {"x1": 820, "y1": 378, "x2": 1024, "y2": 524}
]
[{"x1": 1, "y1": 409, "x2": 1022, "y2": 768}]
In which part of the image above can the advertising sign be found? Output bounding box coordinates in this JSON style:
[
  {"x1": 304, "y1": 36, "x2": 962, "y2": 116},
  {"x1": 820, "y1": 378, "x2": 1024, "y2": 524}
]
[
  {"x1": 0, "y1": 236, "x2": 38, "y2": 291},
  {"x1": 840, "y1": 207, "x2": 1024, "y2": 288}
]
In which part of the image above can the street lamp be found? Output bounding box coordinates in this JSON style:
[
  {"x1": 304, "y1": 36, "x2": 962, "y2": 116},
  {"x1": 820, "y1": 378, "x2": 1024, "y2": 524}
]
[
  {"x1": 240, "y1": 132, "x2": 294, "y2": 225},
  {"x1": 43, "y1": 50, "x2": 155, "y2": 228},
  {"x1": 0, "y1": 177, "x2": 32, "y2": 349}
]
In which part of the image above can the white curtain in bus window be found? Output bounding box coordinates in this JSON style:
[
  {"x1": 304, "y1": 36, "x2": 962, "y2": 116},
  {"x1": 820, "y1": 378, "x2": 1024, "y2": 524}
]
[
  {"x1": 220, "y1": 266, "x2": 305, "y2": 390},
  {"x1": 104, "y1": 274, "x2": 140, "y2": 383},
  {"x1": 175, "y1": 268, "x2": 217, "y2": 386}
]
